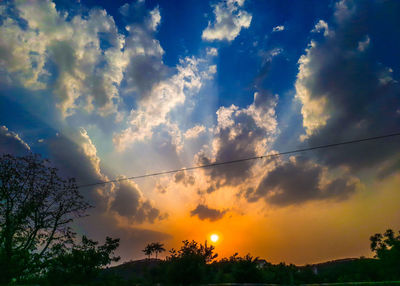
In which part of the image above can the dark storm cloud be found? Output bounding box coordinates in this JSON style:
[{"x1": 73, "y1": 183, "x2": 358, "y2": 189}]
[
  {"x1": 246, "y1": 157, "x2": 357, "y2": 206},
  {"x1": 198, "y1": 93, "x2": 277, "y2": 187},
  {"x1": 190, "y1": 204, "x2": 227, "y2": 222},
  {"x1": 0, "y1": 125, "x2": 31, "y2": 156},
  {"x1": 111, "y1": 180, "x2": 163, "y2": 223},
  {"x1": 298, "y1": 0, "x2": 400, "y2": 175}
]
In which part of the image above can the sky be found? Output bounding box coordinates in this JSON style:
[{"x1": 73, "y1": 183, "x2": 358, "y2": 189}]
[{"x1": 0, "y1": 0, "x2": 399, "y2": 265}]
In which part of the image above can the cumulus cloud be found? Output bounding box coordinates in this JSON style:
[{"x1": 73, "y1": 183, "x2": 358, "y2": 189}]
[
  {"x1": 41, "y1": 128, "x2": 169, "y2": 260},
  {"x1": 114, "y1": 56, "x2": 216, "y2": 150},
  {"x1": 47, "y1": 129, "x2": 112, "y2": 210},
  {"x1": 0, "y1": 1, "x2": 127, "y2": 117},
  {"x1": 272, "y1": 25, "x2": 285, "y2": 32},
  {"x1": 111, "y1": 179, "x2": 164, "y2": 223},
  {"x1": 245, "y1": 157, "x2": 358, "y2": 206},
  {"x1": 197, "y1": 92, "x2": 278, "y2": 187},
  {"x1": 295, "y1": 0, "x2": 400, "y2": 173},
  {"x1": 202, "y1": 0, "x2": 252, "y2": 42},
  {"x1": 122, "y1": 5, "x2": 168, "y2": 100},
  {"x1": 184, "y1": 125, "x2": 206, "y2": 139},
  {"x1": 174, "y1": 171, "x2": 195, "y2": 186},
  {"x1": 0, "y1": 125, "x2": 31, "y2": 155},
  {"x1": 46, "y1": 128, "x2": 164, "y2": 224},
  {"x1": 190, "y1": 204, "x2": 227, "y2": 221},
  {"x1": 311, "y1": 20, "x2": 331, "y2": 37}
]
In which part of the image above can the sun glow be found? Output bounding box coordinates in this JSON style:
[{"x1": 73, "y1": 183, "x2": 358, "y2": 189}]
[{"x1": 210, "y1": 234, "x2": 219, "y2": 243}]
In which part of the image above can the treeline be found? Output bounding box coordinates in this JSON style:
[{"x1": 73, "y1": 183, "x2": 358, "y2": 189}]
[
  {"x1": 1, "y1": 154, "x2": 399, "y2": 285},
  {"x1": 106, "y1": 231, "x2": 400, "y2": 285}
]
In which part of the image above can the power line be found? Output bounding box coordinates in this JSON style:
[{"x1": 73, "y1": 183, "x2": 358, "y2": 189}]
[{"x1": 78, "y1": 132, "x2": 400, "y2": 188}]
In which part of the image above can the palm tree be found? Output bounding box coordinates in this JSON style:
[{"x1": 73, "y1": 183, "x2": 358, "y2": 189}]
[
  {"x1": 142, "y1": 244, "x2": 153, "y2": 259},
  {"x1": 151, "y1": 242, "x2": 166, "y2": 259}
]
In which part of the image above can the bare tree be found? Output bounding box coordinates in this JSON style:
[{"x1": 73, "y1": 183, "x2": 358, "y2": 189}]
[{"x1": 0, "y1": 154, "x2": 90, "y2": 282}]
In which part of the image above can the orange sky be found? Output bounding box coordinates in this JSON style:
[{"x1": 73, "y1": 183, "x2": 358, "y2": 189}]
[{"x1": 131, "y1": 172, "x2": 400, "y2": 265}]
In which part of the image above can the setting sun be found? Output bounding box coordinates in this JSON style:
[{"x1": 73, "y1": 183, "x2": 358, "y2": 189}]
[{"x1": 210, "y1": 234, "x2": 219, "y2": 243}]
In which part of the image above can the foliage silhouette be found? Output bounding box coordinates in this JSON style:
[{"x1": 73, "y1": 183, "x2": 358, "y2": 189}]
[
  {"x1": 45, "y1": 235, "x2": 120, "y2": 284},
  {"x1": 162, "y1": 240, "x2": 217, "y2": 285},
  {"x1": 370, "y1": 228, "x2": 400, "y2": 279},
  {"x1": 142, "y1": 242, "x2": 166, "y2": 259},
  {"x1": 152, "y1": 242, "x2": 166, "y2": 259},
  {"x1": 0, "y1": 154, "x2": 90, "y2": 283}
]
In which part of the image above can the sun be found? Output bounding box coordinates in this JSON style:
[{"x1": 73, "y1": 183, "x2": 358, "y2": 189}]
[{"x1": 210, "y1": 234, "x2": 219, "y2": 243}]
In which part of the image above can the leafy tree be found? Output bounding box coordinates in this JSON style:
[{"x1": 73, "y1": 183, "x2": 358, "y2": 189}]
[
  {"x1": 45, "y1": 235, "x2": 120, "y2": 284},
  {"x1": 0, "y1": 154, "x2": 90, "y2": 283},
  {"x1": 370, "y1": 228, "x2": 400, "y2": 279},
  {"x1": 164, "y1": 240, "x2": 217, "y2": 285}
]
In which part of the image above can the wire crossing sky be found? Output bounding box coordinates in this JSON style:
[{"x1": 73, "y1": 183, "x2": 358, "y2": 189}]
[{"x1": 78, "y1": 132, "x2": 400, "y2": 188}]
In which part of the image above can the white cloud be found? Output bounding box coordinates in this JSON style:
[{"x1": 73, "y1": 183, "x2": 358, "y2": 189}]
[
  {"x1": 197, "y1": 92, "x2": 278, "y2": 187},
  {"x1": 272, "y1": 25, "x2": 285, "y2": 32},
  {"x1": 295, "y1": 0, "x2": 400, "y2": 173},
  {"x1": 148, "y1": 6, "x2": 161, "y2": 31},
  {"x1": 184, "y1": 125, "x2": 206, "y2": 139},
  {"x1": 0, "y1": 1, "x2": 127, "y2": 117},
  {"x1": 122, "y1": 11, "x2": 166, "y2": 98},
  {"x1": 312, "y1": 20, "x2": 331, "y2": 37},
  {"x1": 295, "y1": 42, "x2": 330, "y2": 139},
  {"x1": 202, "y1": 0, "x2": 252, "y2": 42},
  {"x1": 113, "y1": 56, "x2": 216, "y2": 151},
  {"x1": 206, "y1": 47, "x2": 219, "y2": 56}
]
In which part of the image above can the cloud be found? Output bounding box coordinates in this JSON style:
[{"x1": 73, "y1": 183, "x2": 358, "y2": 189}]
[
  {"x1": 0, "y1": 125, "x2": 31, "y2": 155},
  {"x1": 246, "y1": 157, "x2": 358, "y2": 206},
  {"x1": 311, "y1": 20, "x2": 331, "y2": 37},
  {"x1": 190, "y1": 204, "x2": 227, "y2": 221},
  {"x1": 113, "y1": 56, "x2": 216, "y2": 150},
  {"x1": 184, "y1": 125, "x2": 206, "y2": 139},
  {"x1": 0, "y1": 1, "x2": 127, "y2": 117},
  {"x1": 46, "y1": 128, "x2": 164, "y2": 224},
  {"x1": 42, "y1": 127, "x2": 168, "y2": 260},
  {"x1": 272, "y1": 25, "x2": 285, "y2": 32},
  {"x1": 357, "y1": 35, "x2": 370, "y2": 52},
  {"x1": 47, "y1": 129, "x2": 112, "y2": 210},
  {"x1": 174, "y1": 171, "x2": 195, "y2": 186},
  {"x1": 122, "y1": 6, "x2": 168, "y2": 100},
  {"x1": 202, "y1": 0, "x2": 252, "y2": 42},
  {"x1": 295, "y1": 0, "x2": 400, "y2": 173},
  {"x1": 111, "y1": 179, "x2": 164, "y2": 223},
  {"x1": 197, "y1": 92, "x2": 278, "y2": 187}
]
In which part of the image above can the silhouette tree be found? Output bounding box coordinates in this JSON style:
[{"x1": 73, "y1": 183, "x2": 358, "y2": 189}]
[
  {"x1": 0, "y1": 154, "x2": 90, "y2": 283},
  {"x1": 370, "y1": 228, "x2": 400, "y2": 279},
  {"x1": 46, "y1": 235, "x2": 120, "y2": 284},
  {"x1": 142, "y1": 243, "x2": 154, "y2": 259},
  {"x1": 164, "y1": 240, "x2": 218, "y2": 284},
  {"x1": 151, "y1": 242, "x2": 165, "y2": 259}
]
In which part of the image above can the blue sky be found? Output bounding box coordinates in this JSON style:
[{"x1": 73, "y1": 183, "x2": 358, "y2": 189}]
[{"x1": 1, "y1": 0, "x2": 399, "y2": 264}]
